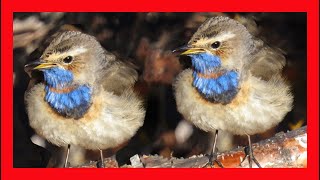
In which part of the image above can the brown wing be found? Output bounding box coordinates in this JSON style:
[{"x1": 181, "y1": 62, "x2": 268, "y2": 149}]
[
  {"x1": 99, "y1": 52, "x2": 139, "y2": 95},
  {"x1": 249, "y1": 39, "x2": 286, "y2": 81}
]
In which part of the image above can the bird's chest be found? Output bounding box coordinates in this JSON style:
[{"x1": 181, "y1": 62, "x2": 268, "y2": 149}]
[
  {"x1": 44, "y1": 85, "x2": 92, "y2": 119},
  {"x1": 192, "y1": 71, "x2": 239, "y2": 104},
  {"x1": 40, "y1": 67, "x2": 93, "y2": 119}
]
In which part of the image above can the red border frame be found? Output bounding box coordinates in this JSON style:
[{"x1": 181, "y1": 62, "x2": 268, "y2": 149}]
[{"x1": 1, "y1": 0, "x2": 319, "y2": 180}]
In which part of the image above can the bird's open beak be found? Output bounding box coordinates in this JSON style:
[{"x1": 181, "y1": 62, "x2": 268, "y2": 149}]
[{"x1": 173, "y1": 45, "x2": 206, "y2": 55}]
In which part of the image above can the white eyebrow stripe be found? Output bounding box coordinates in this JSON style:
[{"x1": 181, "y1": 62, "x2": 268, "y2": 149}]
[
  {"x1": 67, "y1": 47, "x2": 88, "y2": 56},
  {"x1": 213, "y1": 32, "x2": 235, "y2": 42},
  {"x1": 194, "y1": 32, "x2": 236, "y2": 46},
  {"x1": 45, "y1": 47, "x2": 88, "y2": 61}
]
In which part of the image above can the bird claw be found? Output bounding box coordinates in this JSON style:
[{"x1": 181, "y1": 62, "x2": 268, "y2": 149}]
[
  {"x1": 240, "y1": 146, "x2": 262, "y2": 168},
  {"x1": 96, "y1": 160, "x2": 105, "y2": 168},
  {"x1": 205, "y1": 153, "x2": 224, "y2": 168},
  {"x1": 63, "y1": 162, "x2": 70, "y2": 168}
]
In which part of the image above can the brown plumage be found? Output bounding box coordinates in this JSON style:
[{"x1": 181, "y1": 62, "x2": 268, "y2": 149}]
[
  {"x1": 174, "y1": 16, "x2": 293, "y2": 167},
  {"x1": 24, "y1": 31, "x2": 145, "y2": 167}
]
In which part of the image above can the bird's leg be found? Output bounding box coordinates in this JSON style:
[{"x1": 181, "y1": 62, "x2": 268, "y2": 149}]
[
  {"x1": 63, "y1": 144, "x2": 70, "y2": 168},
  {"x1": 96, "y1": 149, "x2": 105, "y2": 168},
  {"x1": 240, "y1": 134, "x2": 261, "y2": 168},
  {"x1": 206, "y1": 130, "x2": 224, "y2": 168}
]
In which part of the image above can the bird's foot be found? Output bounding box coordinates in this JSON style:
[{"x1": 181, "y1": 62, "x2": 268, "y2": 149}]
[
  {"x1": 96, "y1": 149, "x2": 105, "y2": 168},
  {"x1": 240, "y1": 146, "x2": 262, "y2": 168},
  {"x1": 96, "y1": 159, "x2": 105, "y2": 168},
  {"x1": 63, "y1": 162, "x2": 70, "y2": 168},
  {"x1": 63, "y1": 144, "x2": 71, "y2": 168},
  {"x1": 205, "y1": 153, "x2": 224, "y2": 168}
]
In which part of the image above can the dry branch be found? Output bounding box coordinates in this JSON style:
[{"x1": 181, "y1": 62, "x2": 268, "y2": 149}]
[{"x1": 75, "y1": 126, "x2": 307, "y2": 168}]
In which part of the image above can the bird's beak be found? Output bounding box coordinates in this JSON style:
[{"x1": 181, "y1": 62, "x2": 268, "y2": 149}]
[
  {"x1": 24, "y1": 60, "x2": 58, "y2": 77},
  {"x1": 173, "y1": 45, "x2": 206, "y2": 55},
  {"x1": 24, "y1": 60, "x2": 57, "y2": 71},
  {"x1": 33, "y1": 62, "x2": 58, "y2": 70}
]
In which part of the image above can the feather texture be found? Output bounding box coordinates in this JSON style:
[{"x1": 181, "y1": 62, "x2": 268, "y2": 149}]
[
  {"x1": 25, "y1": 31, "x2": 145, "y2": 152},
  {"x1": 99, "y1": 52, "x2": 138, "y2": 95},
  {"x1": 174, "y1": 16, "x2": 293, "y2": 137},
  {"x1": 249, "y1": 39, "x2": 286, "y2": 80}
]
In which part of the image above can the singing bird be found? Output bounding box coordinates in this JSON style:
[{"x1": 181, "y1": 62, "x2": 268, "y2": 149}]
[
  {"x1": 174, "y1": 16, "x2": 293, "y2": 167},
  {"x1": 24, "y1": 31, "x2": 145, "y2": 167}
]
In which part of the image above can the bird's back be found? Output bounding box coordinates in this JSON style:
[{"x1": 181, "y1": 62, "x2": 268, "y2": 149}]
[
  {"x1": 97, "y1": 51, "x2": 139, "y2": 96},
  {"x1": 248, "y1": 38, "x2": 286, "y2": 81}
]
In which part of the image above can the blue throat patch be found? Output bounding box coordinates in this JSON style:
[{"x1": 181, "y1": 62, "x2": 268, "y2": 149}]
[
  {"x1": 43, "y1": 67, "x2": 73, "y2": 88},
  {"x1": 191, "y1": 53, "x2": 221, "y2": 73},
  {"x1": 42, "y1": 67, "x2": 92, "y2": 119},
  {"x1": 189, "y1": 53, "x2": 239, "y2": 104}
]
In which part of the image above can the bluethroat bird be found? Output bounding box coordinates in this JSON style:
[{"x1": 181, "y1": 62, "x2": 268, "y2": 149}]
[
  {"x1": 24, "y1": 31, "x2": 145, "y2": 167},
  {"x1": 174, "y1": 16, "x2": 293, "y2": 167}
]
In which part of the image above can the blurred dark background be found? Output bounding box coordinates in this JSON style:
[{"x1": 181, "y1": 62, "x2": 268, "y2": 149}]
[{"x1": 13, "y1": 12, "x2": 306, "y2": 167}]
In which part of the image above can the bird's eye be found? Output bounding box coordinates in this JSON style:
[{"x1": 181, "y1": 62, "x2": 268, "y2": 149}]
[
  {"x1": 211, "y1": 41, "x2": 221, "y2": 49},
  {"x1": 63, "y1": 56, "x2": 73, "y2": 64}
]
